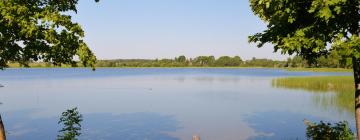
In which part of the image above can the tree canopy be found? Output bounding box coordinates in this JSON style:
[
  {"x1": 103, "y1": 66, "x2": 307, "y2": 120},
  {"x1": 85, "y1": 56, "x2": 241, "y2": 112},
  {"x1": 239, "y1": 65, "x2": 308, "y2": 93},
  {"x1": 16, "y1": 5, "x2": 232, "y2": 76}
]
[
  {"x1": 248, "y1": 0, "x2": 360, "y2": 137},
  {"x1": 248, "y1": 0, "x2": 359, "y2": 62},
  {"x1": 0, "y1": 0, "x2": 99, "y2": 70}
]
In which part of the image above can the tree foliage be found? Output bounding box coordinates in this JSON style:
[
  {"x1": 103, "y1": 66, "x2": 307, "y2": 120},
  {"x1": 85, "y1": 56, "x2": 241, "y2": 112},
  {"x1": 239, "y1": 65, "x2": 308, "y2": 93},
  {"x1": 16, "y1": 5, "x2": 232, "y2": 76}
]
[
  {"x1": 306, "y1": 121, "x2": 354, "y2": 140},
  {"x1": 57, "y1": 107, "x2": 83, "y2": 140},
  {"x1": 175, "y1": 55, "x2": 186, "y2": 63},
  {"x1": 0, "y1": 0, "x2": 98, "y2": 70},
  {"x1": 249, "y1": 0, "x2": 360, "y2": 137},
  {"x1": 193, "y1": 56, "x2": 215, "y2": 66},
  {"x1": 248, "y1": 0, "x2": 359, "y2": 62}
]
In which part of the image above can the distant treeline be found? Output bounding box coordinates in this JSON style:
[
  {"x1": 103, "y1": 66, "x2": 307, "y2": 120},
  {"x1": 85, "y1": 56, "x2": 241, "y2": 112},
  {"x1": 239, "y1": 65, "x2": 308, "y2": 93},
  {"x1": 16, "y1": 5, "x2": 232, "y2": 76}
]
[
  {"x1": 96, "y1": 52, "x2": 352, "y2": 68},
  {"x1": 8, "y1": 51, "x2": 352, "y2": 68}
]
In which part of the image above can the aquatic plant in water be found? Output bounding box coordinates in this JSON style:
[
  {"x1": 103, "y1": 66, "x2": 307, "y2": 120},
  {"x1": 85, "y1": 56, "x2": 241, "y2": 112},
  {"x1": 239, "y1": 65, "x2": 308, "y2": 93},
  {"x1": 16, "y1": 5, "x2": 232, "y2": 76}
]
[{"x1": 57, "y1": 108, "x2": 83, "y2": 140}]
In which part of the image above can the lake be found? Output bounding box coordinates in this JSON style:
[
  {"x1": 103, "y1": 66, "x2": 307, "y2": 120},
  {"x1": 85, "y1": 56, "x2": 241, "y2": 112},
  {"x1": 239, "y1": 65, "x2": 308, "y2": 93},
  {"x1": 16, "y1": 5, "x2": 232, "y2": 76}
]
[{"x1": 0, "y1": 68, "x2": 354, "y2": 140}]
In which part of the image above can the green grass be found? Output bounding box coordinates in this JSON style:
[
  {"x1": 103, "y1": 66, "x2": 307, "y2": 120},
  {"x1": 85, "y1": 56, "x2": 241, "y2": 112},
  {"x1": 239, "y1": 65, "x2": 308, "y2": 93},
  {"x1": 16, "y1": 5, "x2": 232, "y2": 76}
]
[
  {"x1": 272, "y1": 76, "x2": 354, "y2": 114},
  {"x1": 284, "y1": 67, "x2": 352, "y2": 72},
  {"x1": 272, "y1": 76, "x2": 354, "y2": 92}
]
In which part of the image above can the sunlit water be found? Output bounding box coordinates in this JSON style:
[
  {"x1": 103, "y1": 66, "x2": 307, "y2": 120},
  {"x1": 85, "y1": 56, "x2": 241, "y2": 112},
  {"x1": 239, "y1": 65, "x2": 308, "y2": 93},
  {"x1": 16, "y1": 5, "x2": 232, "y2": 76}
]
[{"x1": 0, "y1": 68, "x2": 353, "y2": 140}]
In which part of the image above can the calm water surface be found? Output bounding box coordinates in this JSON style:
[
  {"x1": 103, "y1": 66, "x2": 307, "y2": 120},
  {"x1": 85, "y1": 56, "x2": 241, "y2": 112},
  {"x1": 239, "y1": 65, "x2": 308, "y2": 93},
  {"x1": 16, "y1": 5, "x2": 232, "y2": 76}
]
[{"x1": 0, "y1": 68, "x2": 353, "y2": 140}]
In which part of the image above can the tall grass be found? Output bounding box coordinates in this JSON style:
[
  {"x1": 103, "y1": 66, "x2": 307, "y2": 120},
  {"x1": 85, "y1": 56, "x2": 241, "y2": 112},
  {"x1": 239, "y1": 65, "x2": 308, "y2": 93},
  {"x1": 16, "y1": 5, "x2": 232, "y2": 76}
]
[
  {"x1": 285, "y1": 68, "x2": 352, "y2": 72},
  {"x1": 272, "y1": 76, "x2": 354, "y2": 114}
]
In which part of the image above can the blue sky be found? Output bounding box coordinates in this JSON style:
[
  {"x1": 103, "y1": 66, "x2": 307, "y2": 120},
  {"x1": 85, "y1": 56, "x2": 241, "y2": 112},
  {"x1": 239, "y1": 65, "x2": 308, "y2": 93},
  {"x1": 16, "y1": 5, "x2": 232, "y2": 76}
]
[{"x1": 73, "y1": 0, "x2": 288, "y2": 60}]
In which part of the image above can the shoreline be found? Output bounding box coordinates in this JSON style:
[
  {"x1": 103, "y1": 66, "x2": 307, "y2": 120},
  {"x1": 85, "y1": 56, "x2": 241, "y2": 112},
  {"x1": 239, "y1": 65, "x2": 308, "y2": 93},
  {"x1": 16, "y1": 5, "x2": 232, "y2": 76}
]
[{"x1": 4, "y1": 67, "x2": 352, "y2": 72}]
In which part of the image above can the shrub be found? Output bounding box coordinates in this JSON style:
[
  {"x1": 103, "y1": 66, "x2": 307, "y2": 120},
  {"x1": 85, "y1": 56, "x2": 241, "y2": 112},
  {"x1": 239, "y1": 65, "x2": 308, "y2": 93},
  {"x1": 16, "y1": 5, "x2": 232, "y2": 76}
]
[{"x1": 306, "y1": 120, "x2": 353, "y2": 140}]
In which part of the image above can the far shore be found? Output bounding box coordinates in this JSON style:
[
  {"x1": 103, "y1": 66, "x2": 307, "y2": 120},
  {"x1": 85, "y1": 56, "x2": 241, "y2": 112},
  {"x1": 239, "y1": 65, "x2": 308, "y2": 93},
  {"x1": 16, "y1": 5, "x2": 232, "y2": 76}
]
[{"x1": 4, "y1": 66, "x2": 352, "y2": 72}]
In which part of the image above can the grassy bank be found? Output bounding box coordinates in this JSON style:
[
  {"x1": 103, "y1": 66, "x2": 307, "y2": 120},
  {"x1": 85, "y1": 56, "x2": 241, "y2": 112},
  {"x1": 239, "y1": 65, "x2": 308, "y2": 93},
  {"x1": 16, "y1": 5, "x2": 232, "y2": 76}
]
[
  {"x1": 272, "y1": 76, "x2": 354, "y2": 114},
  {"x1": 284, "y1": 67, "x2": 352, "y2": 72},
  {"x1": 272, "y1": 76, "x2": 354, "y2": 93}
]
